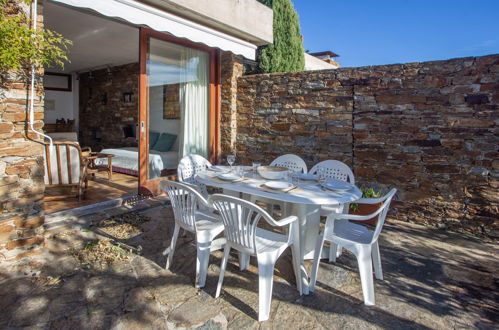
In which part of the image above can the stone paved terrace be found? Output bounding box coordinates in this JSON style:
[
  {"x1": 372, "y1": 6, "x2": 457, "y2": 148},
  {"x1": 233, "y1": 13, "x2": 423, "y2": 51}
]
[{"x1": 0, "y1": 202, "x2": 497, "y2": 329}]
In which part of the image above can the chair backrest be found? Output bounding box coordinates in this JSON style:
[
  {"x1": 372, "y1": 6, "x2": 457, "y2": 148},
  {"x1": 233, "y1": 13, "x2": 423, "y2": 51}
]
[
  {"x1": 160, "y1": 180, "x2": 208, "y2": 232},
  {"x1": 177, "y1": 154, "x2": 212, "y2": 196},
  {"x1": 309, "y1": 160, "x2": 355, "y2": 184},
  {"x1": 47, "y1": 132, "x2": 78, "y2": 142},
  {"x1": 270, "y1": 154, "x2": 308, "y2": 174},
  {"x1": 209, "y1": 194, "x2": 275, "y2": 255},
  {"x1": 370, "y1": 188, "x2": 397, "y2": 243},
  {"x1": 43, "y1": 142, "x2": 83, "y2": 186}
]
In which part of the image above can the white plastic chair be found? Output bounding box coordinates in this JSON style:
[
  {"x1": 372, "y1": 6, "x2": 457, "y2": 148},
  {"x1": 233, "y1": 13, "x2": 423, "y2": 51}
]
[
  {"x1": 309, "y1": 160, "x2": 355, "y2": 183},
  {"x1": 160, "y1": 180, "x2": 224, "y2": 288},
  {"x1": 209, "y1": 194, "x2": 302, "y2": 322},
  {"x1": 270, "y1": 154, "x2": 308, "y2": 174},
  {"x1": 177, "y1": 154, "x2": 212, "y2": 197},
  {"x1": 309, "y1": 160, "x2": 355, "y2": 261},
  {"x1": 310, "y1": 188, "x2": 397, "y2": 306}
]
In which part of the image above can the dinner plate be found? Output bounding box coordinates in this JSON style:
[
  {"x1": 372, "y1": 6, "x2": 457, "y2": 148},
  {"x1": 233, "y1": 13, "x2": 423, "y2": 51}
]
[
  {"x1": 264, "y1": 181, "x2": 295, "y2": 190},
  {"x1": 321, "y1": 179, "x2": 352, "y2": 191},
  {"x1": 210, "y1": 165, "x2": 228, "y2": 172},
  {"x1": 217, "y1": 173, "x2": 242, "y2": 181},
  {"x1": 299, "y1": 173, "x2": 318, "y2": 181}
]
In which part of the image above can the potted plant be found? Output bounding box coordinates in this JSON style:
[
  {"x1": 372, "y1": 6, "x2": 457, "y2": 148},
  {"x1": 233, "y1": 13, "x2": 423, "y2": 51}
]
[{"x1": 349, "y1": 187, "x2": 384, "y2": 227}]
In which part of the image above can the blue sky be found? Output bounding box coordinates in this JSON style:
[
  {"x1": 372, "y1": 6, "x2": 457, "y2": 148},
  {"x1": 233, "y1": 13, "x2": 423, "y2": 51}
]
[{"x1": 293, "y1": 0, "x2": 499, "y2": 67}]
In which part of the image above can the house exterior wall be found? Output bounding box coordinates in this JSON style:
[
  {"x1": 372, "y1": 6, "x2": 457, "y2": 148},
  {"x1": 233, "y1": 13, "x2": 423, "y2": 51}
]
[
  {"x1": 0, "y1": 1, "x2": 46, "y2": 261},
  {"x1": 232, "y1": 54, "x2": 499, "y2": 237}
]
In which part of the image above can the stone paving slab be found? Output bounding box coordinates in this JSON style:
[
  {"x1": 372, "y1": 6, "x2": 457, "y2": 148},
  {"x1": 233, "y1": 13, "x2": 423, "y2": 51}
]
[{"x1": 0, "y1": 204, "x2": 497, "y2": 329}]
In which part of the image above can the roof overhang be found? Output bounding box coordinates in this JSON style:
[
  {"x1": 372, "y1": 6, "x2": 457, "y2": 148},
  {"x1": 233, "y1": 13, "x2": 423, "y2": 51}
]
[
  {"x1": 51, "y1": 0, "x2": 258, "y2": 60},
  {"x1": 140, "y1": 0, "x2": 273, "y2": 46}
]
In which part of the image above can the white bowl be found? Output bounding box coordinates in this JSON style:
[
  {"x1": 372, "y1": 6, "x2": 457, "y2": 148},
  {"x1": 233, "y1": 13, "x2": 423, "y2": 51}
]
[
  {"x1": 257, "y1": 166, "x2": 288, "y2": 180},
  {"x1": 210, "y1": 165, "x2": 229, "y2": 172}
]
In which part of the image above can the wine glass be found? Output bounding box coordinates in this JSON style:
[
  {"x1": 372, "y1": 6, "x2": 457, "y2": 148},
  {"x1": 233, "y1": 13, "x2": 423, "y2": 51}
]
[
  {"x1": 287, "y1": 168, "x2": 297, "y2": 184},
  {"x1": 227, "y1": 154, "x2": 236, "y2": 171},
  {"x1": 317, "y1": 166, "x2": 325, "y2": 182},
  {"x1": 252, "y1": 162, "x2": 261, "y2": 178}
]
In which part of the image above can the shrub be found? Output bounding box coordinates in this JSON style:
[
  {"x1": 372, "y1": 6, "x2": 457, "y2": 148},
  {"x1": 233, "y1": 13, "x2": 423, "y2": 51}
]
[
  {"x1": 0, "y1": 0, "x2": 71, "y2": 74},
  {"x1": 257, "y1": 0, "x2": 304, "y2": 73}
]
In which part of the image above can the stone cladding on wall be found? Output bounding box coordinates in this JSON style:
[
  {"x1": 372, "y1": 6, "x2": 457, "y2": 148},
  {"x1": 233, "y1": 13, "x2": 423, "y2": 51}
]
[
  {"x1": 235, "y1": 71, "x2": 354, "y2": 166},
  {"x1": 220, "y1": 52, "x2": 245, "y2": 160},
  {"x1": 78, "y1": 63, "x2": 139, "y2": 151},
  {"x1": 0, "y1": 1, "x2": 46, "y2": 261},
  {"x1": 233, "y1": 55, "x2": 499, "y2": 236}
]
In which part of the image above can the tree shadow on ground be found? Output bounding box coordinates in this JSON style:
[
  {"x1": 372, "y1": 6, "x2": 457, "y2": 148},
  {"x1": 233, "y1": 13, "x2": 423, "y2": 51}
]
[{"x1": 2, "y1": 209, "x2": 497, "y2": 329}]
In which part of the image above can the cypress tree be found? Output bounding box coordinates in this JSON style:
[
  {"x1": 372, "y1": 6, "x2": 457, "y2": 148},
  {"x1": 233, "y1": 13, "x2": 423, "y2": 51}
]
[{"x1": 258, "y1": 0, "x2": 305, "y2": 73}]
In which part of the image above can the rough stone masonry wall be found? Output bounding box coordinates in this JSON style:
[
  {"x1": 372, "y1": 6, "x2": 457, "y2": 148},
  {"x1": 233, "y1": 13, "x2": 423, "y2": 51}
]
[
  {"x1": 234, "y1": 55, "x2": 498, "y2": 237},
  {"x1": 0, "y1": 1, "x2": 46, "y2": 261},
  {"x1": 220, "y1": 52, "x2": 245, "y2": 159},
  {"x1": 79, "y1": 63, "x2": 139, "y2": 151}
]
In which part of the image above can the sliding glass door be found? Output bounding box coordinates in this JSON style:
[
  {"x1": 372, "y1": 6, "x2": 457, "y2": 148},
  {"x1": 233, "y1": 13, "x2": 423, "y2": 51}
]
[{"x1": 139, "y1": 28, "x2": 220, "y2": 195}]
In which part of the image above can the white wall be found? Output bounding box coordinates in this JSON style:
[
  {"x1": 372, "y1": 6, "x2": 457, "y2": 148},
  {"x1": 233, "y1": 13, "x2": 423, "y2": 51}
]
[
  {"x1": 304, "y1": 53, "x2": 339, "y2": 71},
  {"x1": 44, "y1": 74, "x2": 79, "y2": 129}
]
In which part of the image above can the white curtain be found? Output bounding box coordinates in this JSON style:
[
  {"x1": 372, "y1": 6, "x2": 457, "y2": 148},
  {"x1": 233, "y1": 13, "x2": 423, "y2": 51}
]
[{"x1": 179, "y1": 48, "x2": 209, "y2": 159}]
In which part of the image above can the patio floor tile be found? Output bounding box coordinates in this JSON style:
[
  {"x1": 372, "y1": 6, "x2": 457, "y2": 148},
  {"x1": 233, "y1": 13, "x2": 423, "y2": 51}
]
[{"x1": 0, "y1": 204, "x2": 497, "y2": 329}]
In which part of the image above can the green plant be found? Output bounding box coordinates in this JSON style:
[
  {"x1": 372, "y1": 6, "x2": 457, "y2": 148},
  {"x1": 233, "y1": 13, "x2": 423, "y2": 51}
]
[
  {"x1": 350, "y1": 186, "x2": 383, "y2": 211},
  {"x1": 0, "y1": 0, "x2": 71, "y2": 74},
  {"x1": 257, "y1": 0, "x2": 304, "y2": 73},
  {"x1": 257, "y1": 0, "x2": 272, "y2": 7}
]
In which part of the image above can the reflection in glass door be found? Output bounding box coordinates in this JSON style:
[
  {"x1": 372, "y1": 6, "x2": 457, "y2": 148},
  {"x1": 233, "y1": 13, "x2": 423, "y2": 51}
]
[{"x1": 145, "y1": 37, "x2": 209, "y2": 180}]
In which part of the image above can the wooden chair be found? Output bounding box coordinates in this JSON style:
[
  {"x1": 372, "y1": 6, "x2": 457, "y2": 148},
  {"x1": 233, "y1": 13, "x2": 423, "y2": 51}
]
[{"x1": 43, "y1": 141, "x2": 89, "y2": 200}]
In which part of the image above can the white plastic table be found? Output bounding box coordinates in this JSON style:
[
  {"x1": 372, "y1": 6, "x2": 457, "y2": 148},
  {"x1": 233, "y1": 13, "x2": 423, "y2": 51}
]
[{"x1": 196, "y1": 169, "x2": 362, "y2": 294}]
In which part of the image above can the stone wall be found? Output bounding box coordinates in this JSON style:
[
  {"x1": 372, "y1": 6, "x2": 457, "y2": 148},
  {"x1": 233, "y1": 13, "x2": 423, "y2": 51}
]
[
  {"x1": 0, "y1": 1, "x2": 46, "y2": 261},
  {"x1": 220, "y1": 52, "x2": 244, "y2": 160},
  {"x1": 235, "y1": 71, "x2": 354, "y2": 165},
  {"x1": 233, "y1": 55, "x2": 498, "y2": 236},
  {"x1": 79, "y1": 63, "x2": 139, "y2": 150}
]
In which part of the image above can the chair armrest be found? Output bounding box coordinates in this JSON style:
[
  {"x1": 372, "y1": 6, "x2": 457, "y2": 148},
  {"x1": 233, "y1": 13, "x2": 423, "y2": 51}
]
[
  {"x1": 355, "y1": 197, "x2": 385, "y2": 204},
  {"x1": 80, "y1": 160, "x2": 89, "y2": 183},
  {"x1": 328, "y1": 212, "x2": 380, "y2": 222},
  {"x1": 266, "y1": 215, "x2": 298, "y2": 227}
]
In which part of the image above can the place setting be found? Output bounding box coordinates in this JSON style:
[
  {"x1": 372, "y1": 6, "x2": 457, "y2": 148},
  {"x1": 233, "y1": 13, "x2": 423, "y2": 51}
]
[
  {"x1": 318, "y1": 178, "x2": 354, "y2": 195},
  {"x1": 208, "y1": 154, "x2": 253, "y2": 183},
  {"x1": 254, "y1": 165, "x2": 301, "y2": 193}
]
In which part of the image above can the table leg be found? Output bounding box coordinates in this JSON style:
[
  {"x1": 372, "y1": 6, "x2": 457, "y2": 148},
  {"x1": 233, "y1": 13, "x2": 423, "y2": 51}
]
[
  {"x1": 312, "y1": 203, "x2": 346, "y2": 261},
  {"x1": 287, "y1": 203, "x2": 321, "y2": 295},
  {"x1": 107, "y1": 156, "x2": 113, "y2": 181}
]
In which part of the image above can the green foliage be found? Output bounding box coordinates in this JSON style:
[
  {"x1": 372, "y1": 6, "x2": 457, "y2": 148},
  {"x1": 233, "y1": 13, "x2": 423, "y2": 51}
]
[
  {"x1": 257, "y1": 0, "x2": 272, "y2": 7},
  {"x1": 257, "y1": 0, "x2": 304, "y2": 73},
  {"x1": 360, "y1": 186, "x2": 383, "y2": 199},
  {"x1": 349, "y1": 186, "x2": 383, "y2": 211},
  {"x1": 0, "y1": 0, "x2": 71, "y2": 74}
]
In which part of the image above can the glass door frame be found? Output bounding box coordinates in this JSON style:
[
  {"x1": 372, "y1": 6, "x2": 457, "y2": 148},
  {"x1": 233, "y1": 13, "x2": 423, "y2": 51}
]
[{"x1": 138, "y1": 27, "x2": 221, "y2": 195}]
